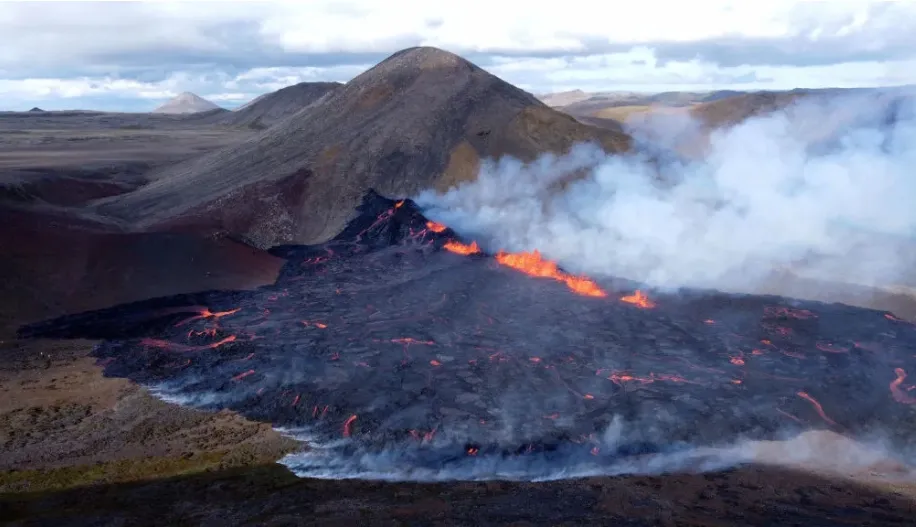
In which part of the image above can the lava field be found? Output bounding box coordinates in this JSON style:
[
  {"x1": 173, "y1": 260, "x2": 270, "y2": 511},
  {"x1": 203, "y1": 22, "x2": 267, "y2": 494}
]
[{"x1": 18, "y1": 191, "x2": 916, "y2": 480}]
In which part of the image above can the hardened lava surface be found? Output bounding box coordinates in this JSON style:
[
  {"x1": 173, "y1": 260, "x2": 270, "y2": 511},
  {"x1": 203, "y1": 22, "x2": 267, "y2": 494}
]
[{"x1": 19, "y1": 190, "x2": 916, "y2": 480}]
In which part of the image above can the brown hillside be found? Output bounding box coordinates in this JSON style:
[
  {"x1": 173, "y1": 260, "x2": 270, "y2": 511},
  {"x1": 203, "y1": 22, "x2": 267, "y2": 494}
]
[
  {"x1": 689, "y1": 91, "x2": 808, "y2": 129},
  {"x1": 221, "y1": 82, "x2": 342, "y2": 129},
  {"x1": 92, "y1": 47, "x2": 632, "y2": 248}
]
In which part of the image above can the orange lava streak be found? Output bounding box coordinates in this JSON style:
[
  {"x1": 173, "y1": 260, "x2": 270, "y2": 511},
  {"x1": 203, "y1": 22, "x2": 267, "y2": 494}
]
[
  {"x1": 301, "y1": 320, "x2": 328, "y2": 329},
  {"x1": 343, "y1": 415, "x2": 358, "y2": 437},
  {"x1": 174, "y1": 307, "x2": 241, "y2": 327},
  {"x1": 620, "y1": 290, "x2": 655, "y2": 309},
  {"x1": 606, "y1": 371, "x2": 691, "y2": 386},
  {"x1": 426, "y1": 221, "x2": 447, "y2": 233},
  {"x1": 141, "y1": 335, "x2": 237, "y2": 352},
  {"x1": 890, "y1": 368, "x2": 916, "y2": 404},
  {"x1": 232, "y1": 369, "x2": 255, "y2": 382},
  {"x1": 429, "y1": 359, "x2": 442, "y2": 366},
  {"x1": 495, "y1": 249, "x2": 607, "y2": 298},
  {"x1": 444, "y1": 240, "x2": 481, "y2": 255},
  {"x1": 394, "y1": 200, "x2": 405, "y2": 209},
  {"x1": 796, "y1": 391, "x2": 837, "y2": 426}
]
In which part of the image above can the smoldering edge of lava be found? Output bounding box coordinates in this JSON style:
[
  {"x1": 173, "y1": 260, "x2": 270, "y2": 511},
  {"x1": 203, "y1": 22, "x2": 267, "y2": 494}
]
[
  {"x1": 415, "y1": 91, "x2": 916, "y2": 296},
  {"x1": 273, "y1": 416, "x2": 915, "y2": 483}
]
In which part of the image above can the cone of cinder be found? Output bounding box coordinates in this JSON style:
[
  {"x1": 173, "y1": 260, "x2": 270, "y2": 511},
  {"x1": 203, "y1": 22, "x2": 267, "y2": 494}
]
[{"x1": 745, "y1": 430, "x2": 914, "y2": 479}]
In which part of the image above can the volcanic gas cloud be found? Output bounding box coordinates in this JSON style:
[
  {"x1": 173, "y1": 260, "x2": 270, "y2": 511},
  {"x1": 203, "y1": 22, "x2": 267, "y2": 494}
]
[
  {"x1": 19, "y1": 191, "x2": 916, "y2": 481},
  {"x1": 416, "y1": 91, "x2": 916, "y2": 295}
]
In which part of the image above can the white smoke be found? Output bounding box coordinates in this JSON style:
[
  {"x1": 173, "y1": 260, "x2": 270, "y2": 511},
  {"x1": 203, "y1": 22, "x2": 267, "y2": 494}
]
[
  {"x1": 278, "y1": 415, "x2": 916, "y2": 483},
  {"x1": 416, "y1": 90, "x2": 916, "y2": 294}
]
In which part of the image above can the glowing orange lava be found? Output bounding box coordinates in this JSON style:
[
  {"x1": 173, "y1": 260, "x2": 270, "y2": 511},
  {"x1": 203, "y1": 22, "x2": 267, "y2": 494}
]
[
  {"x1": 426, "y1": 221, "x2": 447, "y2": 233},
  {"x1": 394, "y1": 200, "x2": 405, "y2": 209},
  {"x1": 430, "y1": 359, "x2": 442, "y2": 367},
  {"x1": 443, "y1": 240, "x2": 481, "y2": 255},
  {"x1": 890, "y1": 368, "x2": 916, "y2": 404},
  {"x1": 231, "y1": 369, "x2": 255, "y2": 382},
  {"x1": 495, "y1": 249, "x2": 607, "y2": 298},
  {"x1": 797, "y1": 391, "x2": 837, "y2": 426},
  {"x1": 343, "y1": 415, "x2": 358, "y2": 437},
  {"x1": 174, "y1": 307, "x2": 241, "y2": 327},
  {"x1": 620, "y1": 290, "x2": 656, "y2": 309},
  {"x1": 606, "y1": 371, "x2": 691, "y2": 386}
]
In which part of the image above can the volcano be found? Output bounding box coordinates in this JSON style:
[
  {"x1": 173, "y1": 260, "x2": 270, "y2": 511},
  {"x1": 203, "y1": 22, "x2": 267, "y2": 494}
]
[
  {"x1": 90, "y1": 47, "x2": 632, "y2": 249},
  {"x1": 19, "y1": 191, "x2": 916, "y2": 481}
]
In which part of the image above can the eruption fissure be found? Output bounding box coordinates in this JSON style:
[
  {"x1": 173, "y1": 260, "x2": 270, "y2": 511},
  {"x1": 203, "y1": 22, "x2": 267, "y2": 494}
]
[{"x1": 19, "y1": 192, "x2": 916, "y2": 481}]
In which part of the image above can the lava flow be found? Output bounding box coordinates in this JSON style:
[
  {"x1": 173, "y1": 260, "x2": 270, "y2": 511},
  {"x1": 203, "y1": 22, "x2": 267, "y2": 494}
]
[
  {"x1": 443, "y1": 240, "x2": 481, "y2": 255},
  {"x1": 621, "y1": 290, "x2": 656, "y2": 309},
  {"x1": 495, "y1": 250, "x2": 607, "y2": 298},
  {"x1": 18, "y1": 190, "x2": 916, "y2": 482}
]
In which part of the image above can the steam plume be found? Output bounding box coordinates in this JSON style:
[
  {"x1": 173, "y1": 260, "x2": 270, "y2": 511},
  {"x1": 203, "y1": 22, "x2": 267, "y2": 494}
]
[{"x1": 416, "y1": 91, "x2": 916, "y2": 293}]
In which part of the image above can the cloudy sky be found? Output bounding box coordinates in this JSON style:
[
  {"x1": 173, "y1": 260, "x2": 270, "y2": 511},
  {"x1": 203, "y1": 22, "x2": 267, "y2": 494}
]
[{"x1": 1, "y1": 0, "x2": 913, "y2": 111}]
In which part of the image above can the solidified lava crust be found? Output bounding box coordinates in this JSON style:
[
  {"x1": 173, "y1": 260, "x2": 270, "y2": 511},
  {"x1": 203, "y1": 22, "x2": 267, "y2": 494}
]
[{"x1": 18, "y1": 190, "x2": 916, "y2": 478}]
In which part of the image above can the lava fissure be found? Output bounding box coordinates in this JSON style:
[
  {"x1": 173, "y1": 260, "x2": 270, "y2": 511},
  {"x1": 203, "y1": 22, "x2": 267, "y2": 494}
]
[{"x1": 16, "y1": 191, "x2": 916, "y2": 480}]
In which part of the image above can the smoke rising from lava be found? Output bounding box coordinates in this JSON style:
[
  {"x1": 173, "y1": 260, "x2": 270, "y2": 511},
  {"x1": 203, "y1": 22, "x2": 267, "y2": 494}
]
[{"x1": 416, "y1": 92, "x2": 916, "y2": 293}]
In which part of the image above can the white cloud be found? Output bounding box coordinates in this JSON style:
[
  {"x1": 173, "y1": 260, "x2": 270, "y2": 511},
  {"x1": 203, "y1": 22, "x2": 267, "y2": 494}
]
[{"x1": 0, "y1": 0, "x2": 914, "y2": 110}]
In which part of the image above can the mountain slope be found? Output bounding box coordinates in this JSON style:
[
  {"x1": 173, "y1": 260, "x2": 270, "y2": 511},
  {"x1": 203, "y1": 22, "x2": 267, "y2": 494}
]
[
  {"x1": 223, "y1": 82, "x2": 342, "y2": 129},
  {"x1": 95, "y1": 47, "x2": 632, "y2": 248},
  {"x1": 153, "y1": 92, "x2": 222, "y2": 114}
]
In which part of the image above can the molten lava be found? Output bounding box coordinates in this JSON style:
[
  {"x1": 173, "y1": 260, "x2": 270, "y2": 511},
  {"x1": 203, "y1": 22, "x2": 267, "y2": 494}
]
[
  {"x1": 443, "y1": 240, "x2": 481, "y2": 256},
  {"x1": 797, "y1": 391, "x2": 837, "y2": 426},
  {"x1": 890, "y1": 368, "x2": 916, "y2": 404},
  {"x1": 343, "y1": 414, "x2": 358, "y2": 437},
  {"x1": 620, "y1": 290, "x2": 655, "y2": 309},
  {"x1": 426, "y1": 221, "x2": 447, "y2": 233},
  {"x1": 174, "y1": 307, "x2": 241, "y2": 327},
  {"x1": 495, "y1": 250, "x2": 607, "y2": 298}
]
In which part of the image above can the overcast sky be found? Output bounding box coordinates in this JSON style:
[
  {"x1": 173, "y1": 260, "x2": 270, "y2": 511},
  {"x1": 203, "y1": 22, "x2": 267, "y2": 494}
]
[{"x1": 1, "y1": 0, "x2": 914, "y2": 112}]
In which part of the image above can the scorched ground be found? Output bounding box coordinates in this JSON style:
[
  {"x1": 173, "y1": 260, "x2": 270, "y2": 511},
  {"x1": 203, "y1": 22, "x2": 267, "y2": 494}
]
[{"x1": 19, "y1": 191, "x2": 916, "y2": 480}]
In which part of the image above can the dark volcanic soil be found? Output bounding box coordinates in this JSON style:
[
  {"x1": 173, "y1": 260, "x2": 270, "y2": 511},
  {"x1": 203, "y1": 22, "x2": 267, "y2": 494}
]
[
  {"x1": 5, "y1": 461, "x2": 916, "y2": 526},
  {"x1": 20, "y1": 191, "x2": 916, "y2": 483}
]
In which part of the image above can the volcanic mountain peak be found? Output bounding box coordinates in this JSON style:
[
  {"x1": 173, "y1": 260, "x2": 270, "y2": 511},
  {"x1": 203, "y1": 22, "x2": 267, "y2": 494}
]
[
  {"x1": 94, "y1": 46, "x2": 632, "y2": 249},
  {"x1": 153, "y1": 92, "x2": 222, "y2": 114}
]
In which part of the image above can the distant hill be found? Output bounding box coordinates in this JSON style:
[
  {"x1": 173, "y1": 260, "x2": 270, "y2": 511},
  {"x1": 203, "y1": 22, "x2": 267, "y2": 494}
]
[
  {"x1": 94, "y1": 46, "x2": 632, "y2": 248},
  {"x1": 153, "y1": 92, "x2": 222, "y2": 114},
  {"x1": 537, "y1": 90, "x2": 591, "y2": 107},
  {"x1": 221, "y1": 82, "x2": 342, "y2": 129},
  {"x1": 28, "y1": 107, "x2": 45, "y2": 113}
]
